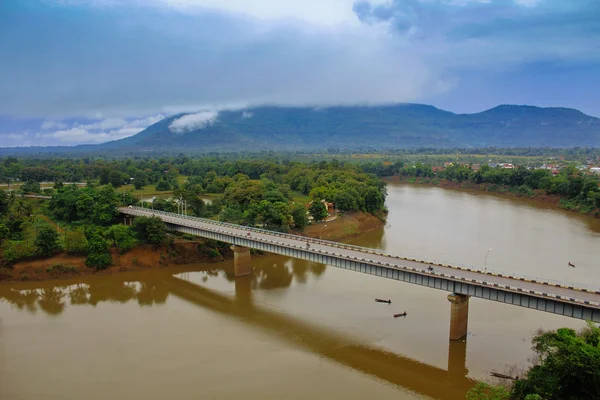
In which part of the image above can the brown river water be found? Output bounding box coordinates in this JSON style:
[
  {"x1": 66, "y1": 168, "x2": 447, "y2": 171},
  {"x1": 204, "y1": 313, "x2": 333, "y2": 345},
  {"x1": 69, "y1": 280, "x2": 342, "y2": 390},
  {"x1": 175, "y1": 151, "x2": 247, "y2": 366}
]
[{"x1": 2, "y1": 184, "x2": 600, "y2": 400}]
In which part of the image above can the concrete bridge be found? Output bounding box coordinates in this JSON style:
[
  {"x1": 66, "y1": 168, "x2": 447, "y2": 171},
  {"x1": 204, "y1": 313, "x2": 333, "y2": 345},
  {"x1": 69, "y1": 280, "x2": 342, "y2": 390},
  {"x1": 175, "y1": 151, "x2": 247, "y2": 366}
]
[{"x1": 120, "y1": 206, "x2": 600, "y2": 340}]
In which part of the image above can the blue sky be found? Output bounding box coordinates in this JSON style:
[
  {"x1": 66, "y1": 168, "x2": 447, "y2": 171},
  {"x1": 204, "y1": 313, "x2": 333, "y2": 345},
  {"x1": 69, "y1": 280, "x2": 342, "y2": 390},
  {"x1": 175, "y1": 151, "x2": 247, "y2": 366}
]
[{"x1": 0, "y1": 0, "x2": 598, "y2": 146}]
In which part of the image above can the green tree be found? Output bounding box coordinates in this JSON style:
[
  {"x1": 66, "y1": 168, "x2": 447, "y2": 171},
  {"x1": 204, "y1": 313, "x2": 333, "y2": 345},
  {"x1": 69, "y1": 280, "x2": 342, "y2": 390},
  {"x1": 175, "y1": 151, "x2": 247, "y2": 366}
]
[
  {"x1": 0, "y1": 189, "x2": 8, "y2": 215},
  {"x1": 512, "y1": 323, "x2": 600, "y2": 400},
  {"x1": 155, "y1": 178, "x2": 171, "y2": 191},
  {"x1": 291, "y1": 206, "x2": 308, "y2": 229},
  {"x1": 133, "y1": 171, "x2": 148, "y2": 190},
  {"x1": 108, "y1": 170, "x2": 125, "y2": 188},
  {"x1": 105, "y1": 224, "x2": 137, "y2": 253},
  {"x1": 364, "y1": 186, "x2": 385, "y2": 214},
  {"x1": 309, "y1": 200, "x2": 328, "y2": 222},
  {"x1": 20, "y1": 180, "x2": 41, "y2": 194},
  {"x1": 132, "y1": 216, "x2": 167, "y2": 245},
  {"x1": 0, "y1": 223, "x2": 9, "y2": 242},
  {"x1": 85, "y1": 234, "x2": 112, "y2": 270},
  {"x1": 34, "y1": 227, "x2": 62, "y2": 257}
]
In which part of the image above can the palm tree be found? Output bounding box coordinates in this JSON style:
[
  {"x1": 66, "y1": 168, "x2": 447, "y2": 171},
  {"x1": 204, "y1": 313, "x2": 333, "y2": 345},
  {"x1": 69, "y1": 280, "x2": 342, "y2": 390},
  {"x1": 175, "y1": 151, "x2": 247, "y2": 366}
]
[{"x1": 12, "y1": 198, "x2": 30, "y2": 219}]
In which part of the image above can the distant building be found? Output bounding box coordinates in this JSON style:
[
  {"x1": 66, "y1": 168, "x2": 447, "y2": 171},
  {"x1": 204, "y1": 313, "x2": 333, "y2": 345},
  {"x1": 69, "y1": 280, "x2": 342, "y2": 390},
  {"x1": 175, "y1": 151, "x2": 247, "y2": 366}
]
[
  {"x1": 499, "y1": 163, "x2": 515, "y2": 169},
  {"x1": 591, "y1": 167, "x2": 600, "y2": 174},
  {"x1": 307, "y1": 199, "x2": 336, "y2": 216}
]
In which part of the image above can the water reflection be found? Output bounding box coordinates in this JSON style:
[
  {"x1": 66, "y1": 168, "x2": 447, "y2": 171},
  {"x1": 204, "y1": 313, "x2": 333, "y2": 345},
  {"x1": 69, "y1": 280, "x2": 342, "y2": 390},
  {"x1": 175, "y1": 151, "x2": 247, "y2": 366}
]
[
  {"x1": 165, "y1": 275, "x2": 474, "y2": 399},
  {"x1": 0, "y1": 257, "x2": 327, "y2": 316},
  {"x1": 0, "y1": 260, "x2": 474, "y2": 399}
]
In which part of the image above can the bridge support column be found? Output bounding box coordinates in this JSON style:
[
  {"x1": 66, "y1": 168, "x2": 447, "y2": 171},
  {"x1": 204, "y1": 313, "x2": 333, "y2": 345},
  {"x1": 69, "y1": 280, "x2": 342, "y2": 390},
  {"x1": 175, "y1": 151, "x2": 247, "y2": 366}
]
[
  {"x1": 447, "y1": 293, "x2": 470, "y2": 341},
  {"x1": 231, "y1": 245, "x2": 252, "y2": 277}
]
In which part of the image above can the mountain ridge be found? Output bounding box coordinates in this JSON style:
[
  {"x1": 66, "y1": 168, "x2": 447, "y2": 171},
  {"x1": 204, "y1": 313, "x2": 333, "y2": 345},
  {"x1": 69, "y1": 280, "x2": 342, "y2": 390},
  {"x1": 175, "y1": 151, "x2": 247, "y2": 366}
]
[{"x1": 2, "y1": 104, "x2": 599, "y2": 154}]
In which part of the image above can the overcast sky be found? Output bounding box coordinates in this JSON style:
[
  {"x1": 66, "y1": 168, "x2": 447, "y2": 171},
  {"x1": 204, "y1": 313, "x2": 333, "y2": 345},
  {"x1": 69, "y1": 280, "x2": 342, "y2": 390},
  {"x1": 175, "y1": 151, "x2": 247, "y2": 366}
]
[{"x1": 0, "y1": 0, "x2": 598, "y2": 146}]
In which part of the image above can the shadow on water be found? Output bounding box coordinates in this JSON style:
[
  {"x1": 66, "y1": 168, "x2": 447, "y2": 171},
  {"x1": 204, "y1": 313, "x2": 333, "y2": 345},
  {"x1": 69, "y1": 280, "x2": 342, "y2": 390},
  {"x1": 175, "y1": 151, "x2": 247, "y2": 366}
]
[{"x1": 0, "y1": 257, "x2": 475, "y2": 399}]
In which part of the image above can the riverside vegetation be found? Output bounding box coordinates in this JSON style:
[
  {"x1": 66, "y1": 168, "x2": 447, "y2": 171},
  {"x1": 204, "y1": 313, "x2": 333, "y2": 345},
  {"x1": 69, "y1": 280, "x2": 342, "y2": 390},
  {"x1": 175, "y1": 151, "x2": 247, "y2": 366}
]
[
  {"x1": 0, "y1": 157, "x2": 387, "y2": 277},
  {"x1": 362, "y1": 162, "x2": 600, "y2": 215},
  {"x1": 466, "y1": 322, "x2": 600, "y2": 400}
]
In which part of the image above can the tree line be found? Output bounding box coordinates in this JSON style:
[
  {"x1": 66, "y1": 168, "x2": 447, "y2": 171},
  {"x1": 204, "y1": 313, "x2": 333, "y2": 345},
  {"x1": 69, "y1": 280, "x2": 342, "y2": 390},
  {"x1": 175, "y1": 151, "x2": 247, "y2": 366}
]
[{"x1": 362, "y1": 161, "x2": 600, "y2": 215}]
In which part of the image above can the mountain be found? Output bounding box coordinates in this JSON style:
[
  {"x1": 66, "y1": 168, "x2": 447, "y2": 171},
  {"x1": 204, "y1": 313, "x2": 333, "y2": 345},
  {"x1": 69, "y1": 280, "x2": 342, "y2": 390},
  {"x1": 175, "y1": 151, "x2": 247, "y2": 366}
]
[
  {"x1": 101, "y1": 104, "x2": 600, "y2": 152},
  {"x1": 2, "y1": 104, "x2": 600, "y2": 155}
]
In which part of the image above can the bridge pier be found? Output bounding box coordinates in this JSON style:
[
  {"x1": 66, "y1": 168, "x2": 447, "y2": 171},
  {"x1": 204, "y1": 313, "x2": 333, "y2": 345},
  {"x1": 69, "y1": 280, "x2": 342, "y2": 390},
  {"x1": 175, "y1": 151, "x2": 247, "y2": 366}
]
[
  {"x1": 231, "y1": 245, "x2": 252, "y2": 277},
  {"x1": 447, "y1": 293, "x2": 470, "y2": 341}
]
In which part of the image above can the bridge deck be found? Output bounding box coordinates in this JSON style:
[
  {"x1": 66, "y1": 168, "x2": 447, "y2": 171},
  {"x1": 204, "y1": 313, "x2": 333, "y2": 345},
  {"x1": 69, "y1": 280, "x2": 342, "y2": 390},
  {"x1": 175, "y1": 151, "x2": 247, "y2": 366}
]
[{"x1": 120, "y1": 207, "x2": 600, "y2": 309}]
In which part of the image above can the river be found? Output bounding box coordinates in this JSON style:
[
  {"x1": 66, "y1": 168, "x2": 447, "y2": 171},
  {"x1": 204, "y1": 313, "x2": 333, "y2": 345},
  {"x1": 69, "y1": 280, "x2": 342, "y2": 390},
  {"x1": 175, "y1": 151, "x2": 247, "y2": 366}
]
[{"x1": 2, "y1": 184, "x2": 599, "y2": 399}]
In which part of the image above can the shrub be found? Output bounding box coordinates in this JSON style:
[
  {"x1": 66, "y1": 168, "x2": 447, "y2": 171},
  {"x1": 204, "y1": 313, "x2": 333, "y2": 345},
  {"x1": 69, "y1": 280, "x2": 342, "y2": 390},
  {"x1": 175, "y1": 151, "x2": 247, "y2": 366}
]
[
  {"x1": 65, "y1": 229, "x2": 88, "y2": 255},
  {"x1": 47, "y1": 264, "x2": 78, "y2": 275},
  {"x1": 2, "y1": 241, "x2": 37, "y2": 264},
  {"x1": 34, "y1": 227, "x2": 62, "y2": 257},
  {"x1": 85, "y1": 234, "x2": 112, "y2": 270}
]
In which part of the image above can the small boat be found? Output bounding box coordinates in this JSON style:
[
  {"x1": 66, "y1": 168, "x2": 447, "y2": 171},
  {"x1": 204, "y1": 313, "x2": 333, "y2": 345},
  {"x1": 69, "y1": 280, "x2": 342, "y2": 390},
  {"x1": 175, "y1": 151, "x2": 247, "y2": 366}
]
[
  {"x1": 568, "y1": 262, "x2": 575, "y2": 268},
  {"x1": 490, "y1": 372, "x2": 518, "y2": 380},
  {"x1": 375, "y1": 299, "x2": 392, "y2": 304},
  {"x1": 393, "y1": 312, "x2": 407, "y2": 318}
]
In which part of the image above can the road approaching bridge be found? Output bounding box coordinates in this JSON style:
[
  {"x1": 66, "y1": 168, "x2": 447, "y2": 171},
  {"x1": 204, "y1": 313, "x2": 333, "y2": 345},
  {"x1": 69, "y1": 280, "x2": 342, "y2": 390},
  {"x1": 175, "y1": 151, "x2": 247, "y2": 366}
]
[{"x1": 120, "y1": 206, "x2": 600, "y2": 339}]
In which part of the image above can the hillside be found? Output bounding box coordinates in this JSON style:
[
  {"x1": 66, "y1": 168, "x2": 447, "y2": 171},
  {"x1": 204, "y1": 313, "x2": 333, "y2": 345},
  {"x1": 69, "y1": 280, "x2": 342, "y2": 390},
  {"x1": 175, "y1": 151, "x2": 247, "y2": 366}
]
[
  {"x1": 101, "y1": 104, "x2": 600, "y2": 152},
  {"x1": 2, "y1": 104, "x2": 600, "y2": 155}
]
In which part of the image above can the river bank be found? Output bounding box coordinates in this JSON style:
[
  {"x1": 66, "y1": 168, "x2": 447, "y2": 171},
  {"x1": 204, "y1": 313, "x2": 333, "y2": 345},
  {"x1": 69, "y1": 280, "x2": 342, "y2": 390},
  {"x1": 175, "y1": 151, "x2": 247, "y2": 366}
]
[
  {"x1": 384, "y1": 175, "x2": 599, "y2": 218},
  {"x1": 1, "y1": 211, "x2": 383, "y2": 283},
  {"x1": 1, "y1": 239, "x2": 234, "y2": 282},
  {"x1": 302, "y1": 211, "x2": 384, "y2": 241}
]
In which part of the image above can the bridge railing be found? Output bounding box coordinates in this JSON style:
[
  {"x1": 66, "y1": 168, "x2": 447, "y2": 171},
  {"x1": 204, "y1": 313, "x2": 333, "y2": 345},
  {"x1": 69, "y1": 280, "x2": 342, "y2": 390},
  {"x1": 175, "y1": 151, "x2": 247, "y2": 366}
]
[{"x1": 122, "y1": 206, "x2": 600, "y2": 294}]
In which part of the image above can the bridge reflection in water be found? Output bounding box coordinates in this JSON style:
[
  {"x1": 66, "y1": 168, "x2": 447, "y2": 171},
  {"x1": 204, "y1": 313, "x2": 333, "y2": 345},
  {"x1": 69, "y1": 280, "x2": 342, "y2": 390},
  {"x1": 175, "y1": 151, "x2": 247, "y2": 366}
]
[{"x1": 0, "y1": 261, "x2": 476, "y2": 399}]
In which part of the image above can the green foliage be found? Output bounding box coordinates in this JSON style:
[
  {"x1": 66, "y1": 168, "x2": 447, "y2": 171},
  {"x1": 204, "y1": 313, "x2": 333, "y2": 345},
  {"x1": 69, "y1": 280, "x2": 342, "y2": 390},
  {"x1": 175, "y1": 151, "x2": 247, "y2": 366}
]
[
  {"x1": 132, "y1": 216, "x2": 167, "y2": 245},
  {"x1": 65, "y1": 228, "x2": 88, "y2": 254},
  {"x1": 20, "y1": 180, "x2": 41, "y2": 194},
  {"x1": 309, "y1": 201, "x2": 328, "y2": 222},
  {"x1": 34, "y1": 227, "x2": 62, "y2": 257},
  {"x1": 512, "y1": 323, "x2": 600, "y2": 400},
  {"x1": 2, "y1": 240, "x2": 36, "y2": 264},
  {"x1": 104, "y1": 224, "x2": 137, "y2": 253},
  {"x1": 49, "y1": 184, "x2": 119, "y2": 226},
  {"x1": 0, "y1": 189, "x2": 8, "y2": 216},
  {"x1": 155, "y1": 178, "x2": 172, "y2": 191},
  {"x1": 85, "y1": 234, "x2": 112, "y2": 270},
  {"x1": 46, "y1": 264, "x2": 78, "y2": 275},
  {"x1": 291, "y1": 206, "x2": 308, "y2": 229},
  {"x1": 466, "y1": 383, "x2": 510, "y2": 400},
  {"x1": 0, "y1": 223, "x2": 9, "y2": 242}
]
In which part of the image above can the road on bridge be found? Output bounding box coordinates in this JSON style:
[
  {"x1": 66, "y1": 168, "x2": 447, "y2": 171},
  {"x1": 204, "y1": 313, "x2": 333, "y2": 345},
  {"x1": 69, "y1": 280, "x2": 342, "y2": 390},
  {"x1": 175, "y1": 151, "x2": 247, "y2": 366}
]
[{"x1": 120, "y1": 207, "x2": 600, "y2": 307}]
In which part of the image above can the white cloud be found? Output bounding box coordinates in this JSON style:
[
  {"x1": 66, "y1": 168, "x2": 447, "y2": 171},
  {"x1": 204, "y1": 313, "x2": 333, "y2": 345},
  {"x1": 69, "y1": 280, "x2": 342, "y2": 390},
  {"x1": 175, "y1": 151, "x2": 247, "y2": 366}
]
[
  {"x1": 169, "y1": 111, "x2": 219, "y2": 134},
  {"x1": 57, "y1": 0, "x2": 367, "y2": 25},
  {"x1": 34, "y1": 114, "x2": 165, "y2": 144},
  {"x1": 41, "y1": 121, "x2": 67, "y2": 130}
]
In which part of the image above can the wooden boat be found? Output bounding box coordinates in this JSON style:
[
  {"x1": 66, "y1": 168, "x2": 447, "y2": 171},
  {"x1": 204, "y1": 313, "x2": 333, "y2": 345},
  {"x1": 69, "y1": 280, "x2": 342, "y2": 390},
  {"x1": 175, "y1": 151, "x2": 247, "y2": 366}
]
[
  {"x1": 393, "y1": 312, "x2": 407, "y2": 318},
  {"x1": 375, "y1": 299, "x2": 391, "y2": 304}
]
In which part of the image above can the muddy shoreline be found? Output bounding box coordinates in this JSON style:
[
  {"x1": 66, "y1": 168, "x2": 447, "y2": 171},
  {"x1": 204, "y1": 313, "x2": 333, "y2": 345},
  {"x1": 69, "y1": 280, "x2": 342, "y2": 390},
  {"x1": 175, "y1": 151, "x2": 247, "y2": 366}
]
[{"x1": 0, "y1": 212, "x2": 383, "y2": 283}]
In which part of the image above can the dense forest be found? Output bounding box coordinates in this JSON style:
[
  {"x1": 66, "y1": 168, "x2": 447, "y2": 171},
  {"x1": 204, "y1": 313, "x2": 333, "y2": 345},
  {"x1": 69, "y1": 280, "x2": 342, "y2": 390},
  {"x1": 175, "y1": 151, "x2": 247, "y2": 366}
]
[{"x1": 0, "y1": 157, "x2": 387, "y2": 269}]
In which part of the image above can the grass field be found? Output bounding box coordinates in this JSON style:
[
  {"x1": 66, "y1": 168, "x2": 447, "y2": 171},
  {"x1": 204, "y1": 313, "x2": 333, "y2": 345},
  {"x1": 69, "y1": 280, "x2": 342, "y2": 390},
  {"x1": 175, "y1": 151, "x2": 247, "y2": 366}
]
[{"x1": 291, "y1": 190, "x2": 310, "y2": 206}]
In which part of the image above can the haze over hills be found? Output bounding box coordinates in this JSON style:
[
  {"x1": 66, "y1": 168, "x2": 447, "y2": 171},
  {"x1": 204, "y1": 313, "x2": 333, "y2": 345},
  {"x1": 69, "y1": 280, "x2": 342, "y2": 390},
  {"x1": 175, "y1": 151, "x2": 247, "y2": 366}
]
[{"x1": 2, "y1": 104, "x2": 600, "y2": 155}]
